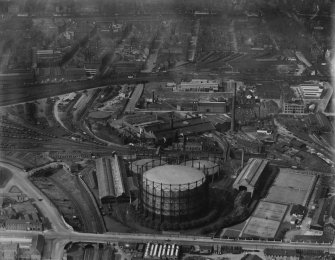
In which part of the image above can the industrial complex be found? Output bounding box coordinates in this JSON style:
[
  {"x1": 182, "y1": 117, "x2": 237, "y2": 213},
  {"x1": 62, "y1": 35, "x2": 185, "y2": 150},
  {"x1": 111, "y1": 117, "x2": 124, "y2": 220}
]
[{"x1": 0, "y1": 0, "x2": 334, "y2": 259}]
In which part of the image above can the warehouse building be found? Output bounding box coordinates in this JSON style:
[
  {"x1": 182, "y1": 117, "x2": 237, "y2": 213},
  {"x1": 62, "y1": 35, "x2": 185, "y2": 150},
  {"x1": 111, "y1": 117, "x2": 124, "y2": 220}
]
[
  {"x1": 96, "y1": 155, "x2": 129, "y2": 203},
  {"x1": 233, "y1": 158, "x2": 269, "y2": 196},
  {"x1": 174, "y1": 79, "x2": 219, "y2": 92},
  {"x1": 196, "y1": 101, "x2": 227, "y2": 113},
  {"x1": 299, "y1": 84, "x2": 324, "y2": 99},
  {"x1": 144, "y1": 117, "x2": 215, "y2": 143}
]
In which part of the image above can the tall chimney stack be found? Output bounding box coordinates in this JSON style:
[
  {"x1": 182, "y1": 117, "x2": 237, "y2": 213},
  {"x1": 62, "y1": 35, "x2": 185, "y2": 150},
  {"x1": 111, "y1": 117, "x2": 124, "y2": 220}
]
[
  {"x1": 170, "y1": 113, "x2": 174, "y2": 129},
  {"x1": 231, "y1": 82, "x2": 236, "y2": 132}
]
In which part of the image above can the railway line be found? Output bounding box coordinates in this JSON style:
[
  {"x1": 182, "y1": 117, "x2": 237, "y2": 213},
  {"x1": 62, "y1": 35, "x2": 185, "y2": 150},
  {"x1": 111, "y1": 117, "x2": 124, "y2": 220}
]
[
  {"x1": 0, "y1": 72, "x2": 330, "y2": 107},
  {"x1": 49, "y1": 175, "x2": 94, "y2": 233}
]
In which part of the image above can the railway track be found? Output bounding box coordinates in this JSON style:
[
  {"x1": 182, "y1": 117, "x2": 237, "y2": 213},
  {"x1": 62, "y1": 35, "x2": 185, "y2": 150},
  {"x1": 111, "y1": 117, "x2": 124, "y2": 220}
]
[{"x1": 49, "y1": 175, "x2": 92, "y2": 233}]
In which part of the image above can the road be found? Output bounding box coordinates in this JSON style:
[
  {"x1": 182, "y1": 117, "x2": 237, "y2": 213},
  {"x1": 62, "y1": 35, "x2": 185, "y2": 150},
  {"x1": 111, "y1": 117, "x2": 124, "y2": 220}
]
[
  {"x1": 53, "y1": 96, "x2": 72, "y2": 132},
  {"x1": 0, "y1": 161, "x2": 70, "y2": 233}
]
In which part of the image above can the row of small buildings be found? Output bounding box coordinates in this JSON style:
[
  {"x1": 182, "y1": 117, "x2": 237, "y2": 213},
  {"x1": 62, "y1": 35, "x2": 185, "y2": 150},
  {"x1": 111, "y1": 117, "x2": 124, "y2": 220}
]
[
  {"x1": 143, "y1": 243, "x2": 180, "y2": 259},
  {"x1": 264, "y1": 248, "x2": 326, "y2": 259},
  {"x1": 310, "y1": 196, "x2": 335, "y2": 235},
  {"x1": 0, "y1": 218, "x2": 42, "y2": 231}
]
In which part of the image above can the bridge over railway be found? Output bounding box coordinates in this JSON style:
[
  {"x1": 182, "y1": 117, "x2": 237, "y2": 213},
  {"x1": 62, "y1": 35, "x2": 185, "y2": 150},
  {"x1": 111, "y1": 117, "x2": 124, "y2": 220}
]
[{"x1": 1, "y1": 229, "x2": 335, "y2": 260}]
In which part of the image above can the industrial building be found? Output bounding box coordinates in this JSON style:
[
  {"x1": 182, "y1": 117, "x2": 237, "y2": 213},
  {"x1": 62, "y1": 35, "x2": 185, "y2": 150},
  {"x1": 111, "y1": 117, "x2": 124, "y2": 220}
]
[
  {"x1": 84, "y1": 64, "x2": 98, "y2": 77},
  {"x1": 0, "y1": 72, "x2": 34, "y2": 88},
  {"x1": 225, "y1": 80, "x2": 244, "y2": 92},
  {"x1": 140, "y1": 165, "x2": 208, "y2": 223},
  {"x1": 96, "y1": 155, "x2": 129, "y2": 203},
  {"x1": 143, "y1": 117, "x2": 215, "y2": 143},
  {"x1": 174, "y1": 79, "x2": 219, "y2": 92},
  {"x1": 35, "y1": 49, "x2": 62, "y2": 62},
  {"x1": 299, "y1": 84, "x2": 324, "y2": 99},
  {"x1": 196, "y1": 101, "x2": 227, "y2": 113},
  {"x1": 34, "y1": 49, "x2": 63, "y2": 67},
  {"x1": 233, "y1": 158, "x2": 269, "y2": 196},
  {"x1": 282, "y1": 102, "x2": 305, "y2": 114},
  {"x1": 172, "y1": 141, "x2": 203, "y2": 152},
  {"x1": 64, "y1": 68, "x2": 87, "y2": 81}
]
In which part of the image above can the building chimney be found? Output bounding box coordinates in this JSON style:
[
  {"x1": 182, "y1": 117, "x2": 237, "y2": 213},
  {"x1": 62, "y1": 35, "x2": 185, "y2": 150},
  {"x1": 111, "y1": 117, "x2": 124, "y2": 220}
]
[
  {"x1": 152, "y1": 91, "x2": 155, "y2": 103},
  {"x1": 231, "y1": 82, "x2": 236, "y2": 132}
]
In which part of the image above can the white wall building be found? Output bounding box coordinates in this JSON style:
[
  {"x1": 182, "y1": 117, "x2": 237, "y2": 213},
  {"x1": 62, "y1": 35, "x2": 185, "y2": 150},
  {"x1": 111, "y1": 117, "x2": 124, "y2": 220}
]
[{"x1": 299, "y1": 84, "x2": 323, "y2": 99}]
